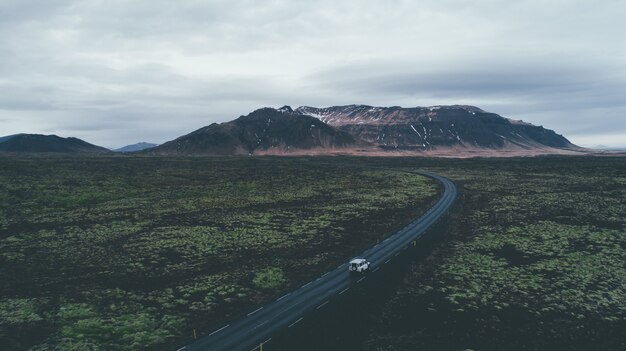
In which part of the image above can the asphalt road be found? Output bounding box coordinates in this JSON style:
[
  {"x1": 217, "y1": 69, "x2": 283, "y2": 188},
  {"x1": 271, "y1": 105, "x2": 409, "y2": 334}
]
[{"x1": 180, "y1": 172, "x2": 457, "y2": 351}]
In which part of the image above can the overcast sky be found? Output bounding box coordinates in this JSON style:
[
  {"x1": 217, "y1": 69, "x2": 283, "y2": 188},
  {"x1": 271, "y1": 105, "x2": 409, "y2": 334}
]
[{"x1": 1, "y1": 0, "x2": 625, "y2": 148}]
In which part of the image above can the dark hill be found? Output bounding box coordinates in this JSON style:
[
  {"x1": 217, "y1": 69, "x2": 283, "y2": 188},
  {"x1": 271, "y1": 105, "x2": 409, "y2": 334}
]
[
  {"x1": 0, "y1": 134, "x2": 24, "y2": 144},
  {"x1": 149, "y1": 107, "x2": 359, "y2": 155},
  {"x1": 0, "y1": 134, "x2": 111, "y2": 153}
]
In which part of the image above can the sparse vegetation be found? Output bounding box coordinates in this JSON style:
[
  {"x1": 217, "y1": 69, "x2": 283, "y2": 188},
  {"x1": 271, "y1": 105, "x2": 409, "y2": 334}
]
[
  {"x1": 4, "y1": 155, "x2": 622, "y2": 351},
  {"x1": 0, "y1": 155, "x2": 438, "y2": 350},
  {"x1": 363, "y1": 156, "x2": 626, "y2": 351},
  {"x1": 253, "y1": 267, "x2": 287, "y2": 290}
]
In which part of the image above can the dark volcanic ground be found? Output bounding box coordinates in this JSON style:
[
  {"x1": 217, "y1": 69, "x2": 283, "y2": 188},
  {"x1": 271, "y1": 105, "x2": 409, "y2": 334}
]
[{"x1": 269, "y1": 156, "x2": 626, "y2": 351}]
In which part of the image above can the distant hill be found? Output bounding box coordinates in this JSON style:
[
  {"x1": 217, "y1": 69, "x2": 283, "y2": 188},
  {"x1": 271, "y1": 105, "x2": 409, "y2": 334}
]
[
  {"x1": 114, "y1": 142, "x2": 158, "y2": 153},
  {"x1": 296, "y1": 105, "x2": 581, "y2": 153},
  {"x1": 0, "y1": 134, "x2": 111, "y2": 153},
  {"x1": 148, "y1": 106, "x2": 360, "y2": 155},
  {"x1": 0, "y1": 134, "x2": 24, "y2": 144}
]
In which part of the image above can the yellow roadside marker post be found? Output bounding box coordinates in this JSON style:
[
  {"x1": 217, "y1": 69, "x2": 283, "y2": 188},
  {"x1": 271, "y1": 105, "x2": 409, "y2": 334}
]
[{"x1": 193, "y1": 329, "x2": 197, "y2": 339}]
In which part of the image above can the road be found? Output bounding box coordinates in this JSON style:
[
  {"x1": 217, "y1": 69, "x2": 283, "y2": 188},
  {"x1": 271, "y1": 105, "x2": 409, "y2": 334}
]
[{"x1": 180, "y1": 172, "x2": 457, "y2": 351}]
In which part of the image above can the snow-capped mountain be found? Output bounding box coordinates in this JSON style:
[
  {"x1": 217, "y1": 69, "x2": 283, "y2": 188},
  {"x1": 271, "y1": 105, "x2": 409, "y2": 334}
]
[
  {"x1": 146, "y1": 104, "x2": 581, "y2": 156},
  {"x1": 295, "y1": 105, "x2": 579, "y2": 151}
]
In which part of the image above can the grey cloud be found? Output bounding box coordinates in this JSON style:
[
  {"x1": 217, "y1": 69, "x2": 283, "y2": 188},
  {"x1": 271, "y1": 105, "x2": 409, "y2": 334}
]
[
  {"x1": 305, "y1": 58, "x2": 626, "y2": 142},
  {"x1": 0, "y1": 0, "x2": 71, "y2": 23},
  {"x1": 1, "y1": 0, "x2": 625, "y2": 148}
]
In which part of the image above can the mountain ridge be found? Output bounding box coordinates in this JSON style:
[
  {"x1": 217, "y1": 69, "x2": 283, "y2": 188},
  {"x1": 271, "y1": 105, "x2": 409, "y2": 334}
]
[
  {"x1": 0, "y1": 134, "x2": 24, "y2": 144},
  {"x1": 294, "y1": 104, "x2": 579, "y2": 152},
  {"x1": 2, "y1": 105, "x2": 585, "y2": 157},
  {"x1": 147, "y1": 107, "x2": 360, "y2": 155},
  {"x1": 147, "y1": 104, "x2": 584, "y2": 156}
]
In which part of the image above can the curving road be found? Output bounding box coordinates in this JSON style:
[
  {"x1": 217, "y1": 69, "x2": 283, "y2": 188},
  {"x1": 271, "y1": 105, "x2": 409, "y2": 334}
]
[{"x1": 179, "y1": 172, "x2": 457, "y2": 351}]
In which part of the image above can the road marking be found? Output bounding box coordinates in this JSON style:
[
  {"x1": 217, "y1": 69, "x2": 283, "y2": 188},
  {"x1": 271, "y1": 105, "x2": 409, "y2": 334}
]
[
  {"x1": 208, "y1": 324, "x2": 230, "y2": 336},
  {"x1": 263, "y1": 338, "x2": 272, "y2": 344},
  {"x1": 179, "y1": 174, "x2": 454, "y2": 351},
  {"x1": 302, "y1": 281, "x2": 312, "y2": 288},
  {"x1": 254, "y1": 320, "x2": 269, "y2": 329},
  {"x1": 317, "y1": 301, "x2": 329, "y2": 309},
  {"x1": 248, "y1": 307, "x2": 263, "y2": 316},
  {"x1": 288, "y1": 317, "x2": 303, "y2": 328}
]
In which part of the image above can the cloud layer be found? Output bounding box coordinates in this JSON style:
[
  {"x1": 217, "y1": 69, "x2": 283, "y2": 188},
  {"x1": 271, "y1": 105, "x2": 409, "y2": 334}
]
[{"x1": 1, "y1": 0, "x2": 625, "y2": 148}]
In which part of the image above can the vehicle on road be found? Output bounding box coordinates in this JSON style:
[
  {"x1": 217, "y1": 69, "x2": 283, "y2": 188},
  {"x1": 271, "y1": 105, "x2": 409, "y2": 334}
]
[
  {"x1": 348, "y1": 258, "x2": 371, "y2": 273},
  {"x1": 183, "y1": 172, "x2": 457, "y2": 351}
]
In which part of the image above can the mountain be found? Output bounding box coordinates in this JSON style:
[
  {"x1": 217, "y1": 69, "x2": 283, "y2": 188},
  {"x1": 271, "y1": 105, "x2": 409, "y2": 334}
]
[
  {"x1": 114, "y1": 142, "x2": 158, "y2": 153},
  {"x1": 146, "y1": 104, "x2": 582, "y2": 157},
  {"x1": 1, "y1": 105, "x2": 579, "y2": 157},
  {"x1": 0, "y1": 134, "x2": 111, "y2": 153},
  {"x1": 148, "y1": 106, "x2": 360, "y2": 155},
  {"x1": 295, "y1": 105, "x2": 581, "y2": 153},
  {"x1": 0, "y1": 134, "x2": 23, "y2": 144}
]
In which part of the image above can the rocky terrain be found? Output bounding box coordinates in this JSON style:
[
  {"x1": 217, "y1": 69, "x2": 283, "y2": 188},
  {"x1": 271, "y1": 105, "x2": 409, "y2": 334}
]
[{"x1": 296, "y1": 105, "x2": 581, "y2": 153}]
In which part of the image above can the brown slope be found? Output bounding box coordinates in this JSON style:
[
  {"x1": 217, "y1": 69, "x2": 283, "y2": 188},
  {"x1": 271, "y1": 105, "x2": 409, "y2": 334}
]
[{"x1": 295, "y1": 105, "x2": 582, "y2": 153}]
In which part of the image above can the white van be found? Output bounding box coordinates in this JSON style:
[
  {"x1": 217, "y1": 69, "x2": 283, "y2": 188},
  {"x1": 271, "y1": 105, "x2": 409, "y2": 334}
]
[{"x1": 348, "y1": 258, "x2": 371, "y2": 273}]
